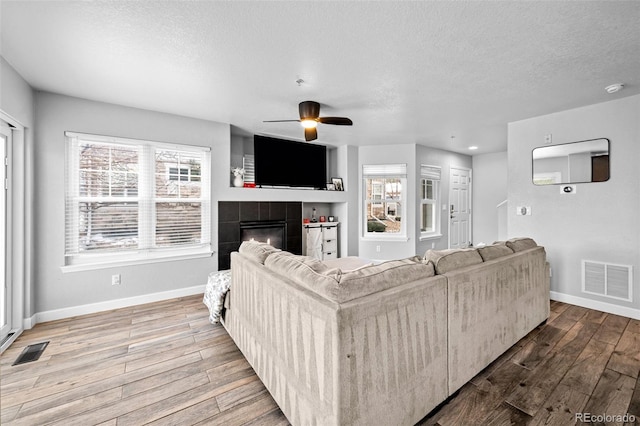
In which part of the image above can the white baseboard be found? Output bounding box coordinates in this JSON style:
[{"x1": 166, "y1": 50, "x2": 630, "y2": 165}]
[
  {"x1": 550, "y1": 291, "x2": 640, "y2": 320},
  {"x1": 30, "y1": 285, "x2": 206, "y2": 327}
]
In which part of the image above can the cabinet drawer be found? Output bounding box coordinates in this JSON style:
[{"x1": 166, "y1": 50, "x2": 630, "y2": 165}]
[
  {"x1": 323, "y1": 239, "x2": 338, "y2": 252},
  {"x1": 323, "y1": 251, "x2": 338, "y2": 260},
  {"x1": 323, "y1": 226, "x2": 338, "y2": 240}
]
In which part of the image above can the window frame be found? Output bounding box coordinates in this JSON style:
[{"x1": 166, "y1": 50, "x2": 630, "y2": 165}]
[
  {"x1": 419, "y1": 165, "x2": 442, "y2": 240},
  {"x1": 362, "y1": 164, "x2": 407, "y2": 241},
  {"x1": 63, "y1": 132, "x2": 212, "y2": 271}
]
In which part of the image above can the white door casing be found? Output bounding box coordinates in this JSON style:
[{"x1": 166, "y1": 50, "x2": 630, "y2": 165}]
[
  {"x1": 0, "y1": 122, "x2": 10, "y2": 342},
  {"x1": 449, "y1": 167, "x2": 472, "y2": 249}
]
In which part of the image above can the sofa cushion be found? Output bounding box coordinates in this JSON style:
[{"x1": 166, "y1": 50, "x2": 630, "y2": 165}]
[
  {"x1": 335, "y1": 257, "x2": 434, "y2": 303},
  {"x1": 238, "y1": 241, "x2": 281, "y2": 264},
  {"x1": 494, "y1": 237, "x2": 538, "y2": 252},
  {"x1": 264, "y1": 251, "x2": 341, "y2": 294},
  {"x1": 424, "y1": 248, "x2": 483, "y2": 274},
  {"x1": 265, "y1": 253, "x2": 433, "y2": 303},
  {"x1": 477, "y1": 244, "x2": 514, "y2": 262}
]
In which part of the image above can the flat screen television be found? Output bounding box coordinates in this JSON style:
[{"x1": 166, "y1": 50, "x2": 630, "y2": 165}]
[{"x1": 254, "y1": 135, "x2": 327, "y2": 189}]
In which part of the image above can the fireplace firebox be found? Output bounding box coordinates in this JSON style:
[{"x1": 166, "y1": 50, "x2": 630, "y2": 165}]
[{"x1": 239, "y1": 220, "x2": 287, "y2": 250}]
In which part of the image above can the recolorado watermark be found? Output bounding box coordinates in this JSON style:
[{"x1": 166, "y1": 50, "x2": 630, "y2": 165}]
[{"x1": 575, "y1": 412, "x2": 636, "y2": 423}]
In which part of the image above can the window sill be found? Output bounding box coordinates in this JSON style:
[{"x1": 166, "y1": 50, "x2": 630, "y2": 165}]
[
  {"x1": 61, "y1": 250, "x2": 214, "y2": 273},
  {"x1": 419, "y1": 233, "x2": 443, "y2": 241},
  {"x1": 361, "y1": 235, "x2": 409, "y2": 242}
]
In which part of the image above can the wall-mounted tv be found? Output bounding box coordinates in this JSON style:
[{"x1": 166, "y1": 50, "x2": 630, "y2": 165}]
[{"x1": 254, "y1": 135, "x2": 327, "y2": 189}]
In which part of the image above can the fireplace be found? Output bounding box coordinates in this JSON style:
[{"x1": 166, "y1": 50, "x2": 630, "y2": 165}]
[
  {"x1": 217, "y1": 201, "x2": 302, "y2": 270},
  {"x1": 239, "y1": 220, "x2": 287, "y2": 250}
]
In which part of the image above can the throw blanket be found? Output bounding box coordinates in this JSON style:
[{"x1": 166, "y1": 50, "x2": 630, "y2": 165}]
[{"x1": 203, "y1": 270, "x2": 231, "y2": 324}]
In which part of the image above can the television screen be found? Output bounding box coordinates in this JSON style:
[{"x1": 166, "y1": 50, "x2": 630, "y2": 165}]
[{"x1": 254, "y1": 135, "x2": 327, "y2": 189}]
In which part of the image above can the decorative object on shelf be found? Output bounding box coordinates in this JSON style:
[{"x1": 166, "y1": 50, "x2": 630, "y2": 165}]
[
  {"x1": 231, "y1": 167, "x2": 245, "y2": 187},
  {"x1": 326, "y1": 183, "x2": 335, "y2": 190},
  {"x1": 243, "y1": 182, "x2": 256, "y2": 188},
  {"x1": 331, "y1": 177, "x2": 344, "y2": 191},
  {"x1": 320, "y1": 216, "x2": 326, "y2": 222},
  {"x1": 328, "y1": 215, "x2": 335, "y2": 222},
  {"x1": 311, "y1": 207, "x2": 318, "y2": 223},
  {"x1": 303, "y1": 218, "x2": 310, "y2": 224}
]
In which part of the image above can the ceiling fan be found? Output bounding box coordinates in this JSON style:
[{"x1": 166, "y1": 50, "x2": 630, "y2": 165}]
[{"x1": 264, "y1": 101, "x2": 353, "y2": 141}]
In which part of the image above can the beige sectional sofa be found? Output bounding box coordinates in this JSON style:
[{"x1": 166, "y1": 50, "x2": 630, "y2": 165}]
[{"x1": 222, "y1": 238, "x2": 550, "y2": 426}]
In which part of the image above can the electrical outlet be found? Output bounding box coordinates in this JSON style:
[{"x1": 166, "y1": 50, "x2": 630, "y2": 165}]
[
  {"x1": 544, "y1": 134, "x2": 552, "y2": 144},
  {"x1": 112, "y1": 274, "x2": 121, "y2": 285},
  {"x1": 376, "y1": 245, "x2": 381, "y2": 253}
]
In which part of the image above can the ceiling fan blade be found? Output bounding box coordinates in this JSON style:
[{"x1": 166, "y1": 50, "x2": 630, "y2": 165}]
[
  {"x1": 263, "y1": 119, "x2": 300, "y2": 123},
  {"x1": 299, "y1": 101, "x2": 320, "y2": 120},
  {"x1": 305, "y1": 127, "x2": 318, "y2": 141},
  {"x1": 317, "y1": 117, "x2": 353, "y2": 126}
]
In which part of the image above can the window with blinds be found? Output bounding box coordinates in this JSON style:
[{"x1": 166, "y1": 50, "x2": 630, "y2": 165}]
[
  {"x1": 420, "y1": 165, "x2": 441, "y2": 237},
  {"x1": 65, "y1": 132, "x2": 211, "y2": 266},
  {"x1": 363, "y1": 164, "x2": 406, "y2": 237}
]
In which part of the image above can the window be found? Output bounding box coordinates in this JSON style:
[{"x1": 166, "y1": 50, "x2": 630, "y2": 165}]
[
  {"x1": 420, "y1": 165, "x2": 441, "y2": 238},
  {"x1": 363, "y1": 164, "x2": 406, "y2": 238},
  {"x1": 65, "y1": 132, "x2": 211, "y2": 267}
]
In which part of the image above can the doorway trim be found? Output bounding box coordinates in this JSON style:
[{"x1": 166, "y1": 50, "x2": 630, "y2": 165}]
[
  {"x1": 0, "y1": 110, "x2": 26, "y2": 353},
  {"x1": 448, "y1": 166, "x2": 473, "y2": 249}
]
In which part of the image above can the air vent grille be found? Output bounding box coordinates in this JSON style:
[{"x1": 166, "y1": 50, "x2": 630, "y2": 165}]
[{"x1": 582, "y1": 260, "x2": 632, "y2": 302}]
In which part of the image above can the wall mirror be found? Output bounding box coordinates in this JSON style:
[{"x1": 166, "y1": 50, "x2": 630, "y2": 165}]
[{"x1": 532, "y1": 138, "x2": 609, "y2": 185}]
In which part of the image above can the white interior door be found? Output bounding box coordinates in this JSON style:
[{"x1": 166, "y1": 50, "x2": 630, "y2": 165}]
[
  {"x1": 0, "y1": 123, "x2": 9, "y2": 342},
  {"x1": 449, "y1": 167, "x2": 472, "y2": 249}
]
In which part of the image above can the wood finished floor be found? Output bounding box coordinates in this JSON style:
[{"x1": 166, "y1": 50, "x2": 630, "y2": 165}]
[{"x1": 0, "y1": 296, "x2": 638, "y2": 426}]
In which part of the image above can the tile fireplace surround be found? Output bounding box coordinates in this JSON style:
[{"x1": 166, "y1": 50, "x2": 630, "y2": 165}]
[{"x1": 217, "y1": 201, "x2": 302, "y2": 270}]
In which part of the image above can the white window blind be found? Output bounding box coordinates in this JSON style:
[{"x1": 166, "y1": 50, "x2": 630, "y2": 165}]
[
  {"x1": 420, "y1": 165, "x2": 441, "y2": 180},
  {"x1": 65, "y1": 132, "x2": 211, "y2": 265},
  {"x1": 363, "y1": 163, "x2": 407, "y2": 178}
]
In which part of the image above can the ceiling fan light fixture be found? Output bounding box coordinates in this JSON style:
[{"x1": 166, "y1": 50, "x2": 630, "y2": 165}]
[{"x1": 300, "y1": 119, "x2": 318, "y2": 129}]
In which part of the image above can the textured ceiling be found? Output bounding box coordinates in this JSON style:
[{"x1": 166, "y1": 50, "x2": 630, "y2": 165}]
[{"x1": 2, "y1": 1, "x2": 639, "y2": 154}]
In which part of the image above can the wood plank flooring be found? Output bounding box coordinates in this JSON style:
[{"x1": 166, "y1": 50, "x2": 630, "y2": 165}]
[{"x1": 1, "y1": 296, "x2": 638, "y2": 425}]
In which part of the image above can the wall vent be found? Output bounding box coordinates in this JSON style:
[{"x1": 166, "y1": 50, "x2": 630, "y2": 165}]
[{"x1": 582, "y1": 260, "x2": 633, "y2": 302}]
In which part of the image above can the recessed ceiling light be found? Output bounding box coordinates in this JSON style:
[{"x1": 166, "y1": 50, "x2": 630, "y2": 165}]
[
  {"x1": 605, "y1": 83, "x2": 624, "y2": 94},
  {"x1": 468, "y1": 146, "x2": 478, "y2": 150}
]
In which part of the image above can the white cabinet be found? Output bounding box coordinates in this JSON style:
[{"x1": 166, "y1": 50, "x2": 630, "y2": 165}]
[{"x1": 305, "y1": 223, "x2": 339, "y2": 260}]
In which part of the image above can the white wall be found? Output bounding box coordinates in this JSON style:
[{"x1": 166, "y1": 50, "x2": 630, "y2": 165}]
[
  {"x1": 1, "y1": 56, "x2": 35, "y2": 320},
  {"x1": 508, "y1": 94, "x2": 640, "y2": 318},
  {"x1": 472, "y1": 151, "x2": 508, "y2": 246},
  {"x1": 33, "y1": 92, "x2": 230, "y2": 315}
]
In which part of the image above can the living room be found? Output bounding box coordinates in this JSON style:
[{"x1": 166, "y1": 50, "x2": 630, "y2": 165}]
[{"x1": 1, "y1": 1, "x2": 639, "y2": 424}]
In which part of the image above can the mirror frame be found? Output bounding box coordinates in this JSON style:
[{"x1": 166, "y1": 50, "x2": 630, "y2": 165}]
[{"x1": 532, "y1": 138, "x2": 610, "y2": 186}]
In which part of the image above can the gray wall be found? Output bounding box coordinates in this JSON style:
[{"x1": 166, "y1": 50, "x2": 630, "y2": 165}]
[
  {"x1": 508, "y1": 94, "x2": 640, "y2": 315},
  {"x1": 358, "y1": 143, "x2": 472, "y2": 260},
  {"x1": 472, "y1": 151, "x2": 508, "y2": 246},
  {"x1": 415, "y1": 145, "x2": 473, "y2": 255},
  {"x1": 34, "y1": 91, "x2": 230, "y2": 313}
]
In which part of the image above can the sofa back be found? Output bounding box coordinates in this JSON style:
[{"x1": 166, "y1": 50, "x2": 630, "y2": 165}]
[{"x1": 228, "y1": 247, "x2": 449, "y2": 426}]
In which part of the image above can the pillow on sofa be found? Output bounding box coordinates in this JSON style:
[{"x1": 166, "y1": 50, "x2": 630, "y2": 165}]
[
  {"x1": 238, "y1": 241, "x2": 281, "y2": 264},
  {"x1": 477, "y1": 244, "x2": 514, "y2": 262},
  {"x1": 493, "y1": 237, "x2": 538, "y2": 252},
  {"x1": 424, "y1": 248, "x2": 483, "y2": 274}
]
